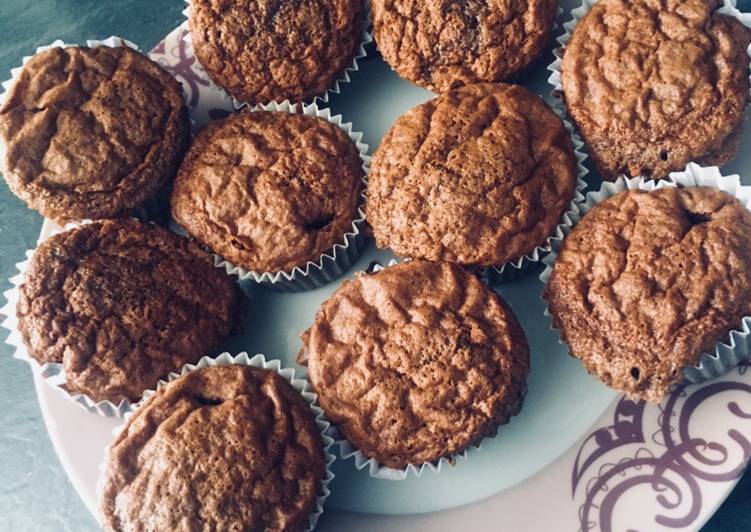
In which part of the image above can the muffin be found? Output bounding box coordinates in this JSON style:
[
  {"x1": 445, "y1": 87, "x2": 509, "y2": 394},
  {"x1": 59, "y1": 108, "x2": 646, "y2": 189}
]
[
  {"x1": 171, "y1": 110, "x2": 364, "y2": 274},
  {"x1": 189, "y1": 0, "x2": 362, "y2": 104},
  {"x1": 544, "y1": 186, "x2": 751, "y2": 403},
  {"x1": 367, "y1": 83, "x2": 578, "y2": 268},
  {"x1": 0, "y1": 44, "x2": 190, "y2": 223},
  {"x1": 300, "y1": 260, "x2": 530, "y2": 469},
  {"x1": 99, "y1": 364, "x2": 327, "y2": 532},
  {"x1": 560, "y1": 0, "x2": 751, "y2": 181},
  {"x1": 16, "y1": 219, "x2": 244, "y2": 404},
  {"x1": 371, "y1": 0, "x2": 558, "y2": 92}
]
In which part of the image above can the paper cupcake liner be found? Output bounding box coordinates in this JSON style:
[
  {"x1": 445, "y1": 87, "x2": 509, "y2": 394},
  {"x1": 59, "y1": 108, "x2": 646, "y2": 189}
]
[
  {"x1": 546, "y1": 0, "x2": 751, "y2": 174},
  {"x1": 181, "y1": 0, "x2": 372, "y2": 107},
  {"x1": 305, "y1": 260, "x2": 480, "y2": 480},
  {"x1": 539, "y1": 163, "x2": 751, "y2": 386},
  {"x1": 99, "y1": 352, "x2": 335, "y2": 532},
  {"x1": 0, "y1": 37, "x2": 192, "y2": 224},
  {"x1": 1, "y1": 238, "x2": 132, "y2": 417},
  {"x1": 0, "y1": 218, "x2": 243, "y2": 418},
  {"x1": 183, "y1": 100, "x2": 369, "y2": 292},
  {"x1": 3, "y1": 220, "x2": 127, "y2": 417},
  {"x1": 486, "y1": 104, "x2": 589, "y2": 284}
]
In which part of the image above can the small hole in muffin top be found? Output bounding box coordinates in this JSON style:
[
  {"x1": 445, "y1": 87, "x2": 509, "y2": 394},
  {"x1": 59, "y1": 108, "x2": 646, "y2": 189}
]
[
  {"x1": 686, "y1": 211, "x2": 711, "y2": 226},
  {"x1": 304, "y1": 213, "x2": 334, "y2": 232},
  {"x1": 194, "y1": 395, "x2": 222, "y2": 407},
  {"x1": 659, "y1": 150, "x2": 669, "y2": 161},
  {"x1": 630, "y1": 367, "x2": 640, "y2": 380}
]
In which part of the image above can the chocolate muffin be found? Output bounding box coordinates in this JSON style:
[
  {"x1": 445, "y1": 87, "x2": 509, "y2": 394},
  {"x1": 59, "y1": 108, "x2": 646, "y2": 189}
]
[
  {"x1": 0, "y1": 45, "x2": 190, "y2": 223},
  {"x1": 367, "y1": 83, "x2": 578, "y2": 267},
  {"x1": 99, "y1": 365, "x2": 327, "y2": 532},
  {"x1": 171, "y1": 111, "x2": 364, "y2": 273},
  {"x1": 561, "y1": 0, "x2": 751, "y2": 181},
  {"x1": 544, "y1": 187, "x2": 751, "y2": 403},
  {"x1": 372, "y1": 0, "x2": 558, "y2": 91},
  {"x1": 301, "y1": 260, "x2": 530, "y2": 469},
  {"x1": 17, "y1": 219, "x2": 244, "y2": 404},
  {"x1": 189, "y1": 0, "x2": 362, "y2": 104}
]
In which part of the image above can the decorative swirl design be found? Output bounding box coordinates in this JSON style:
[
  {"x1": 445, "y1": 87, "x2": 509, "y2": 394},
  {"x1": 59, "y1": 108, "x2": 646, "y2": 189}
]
[
  {"x1": 151, "y1": 26, "x2": 208, "y2": 109},
  {"x1": 149, "y1": 26, "x2": 233, "y2": 124},
  {"x1": 573, "y1": 362, "x2": 751, "y2": 531}
]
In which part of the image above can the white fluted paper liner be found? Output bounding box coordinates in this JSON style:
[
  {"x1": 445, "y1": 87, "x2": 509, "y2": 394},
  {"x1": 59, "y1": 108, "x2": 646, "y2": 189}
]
[
  {"x1": 2, "y1": 220, "x2": 131, "y2": 417},
  {"x1": 189, "y1": 100, "x2": 370, "y2": 292},
  {"x1": 1, "y1": 252, "x2": 132, "y2": 417},
  {"x1": 0, "y1": 218, "x2": 243, "y2": 418},
  {"x1": 0, "y1": 37, "x2": 191, "y2": 223},
  {"x1": 316, "y1": 260, "x2": 482, "y2": 480},
  {"x1": 540, "y1": 163, "x2": 751, "y2": 386},
  {"x1": 99, "y1": 352, "x2": 335, "y2": 532},
  {"x1": 487, "y1": 106, "x2": 588, "y2": 283},
  {"x1": 181, "y1": 0, "x2": 371, "y2": 107},
  {"x1": 547, "y1": 0, "x2": 751, "y2": 165}
]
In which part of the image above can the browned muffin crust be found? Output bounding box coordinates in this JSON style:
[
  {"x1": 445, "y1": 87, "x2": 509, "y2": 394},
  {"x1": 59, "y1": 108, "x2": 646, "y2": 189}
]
[
  {"x1": 367, "y1": 83, "x2": 578, "y2": 267},
  {"x1": 17, "y1": 219, "x2": 244, "y2": 403},
  {"x1": 561, "y1": 0, "x2": 751, "y2": 181},
  {"x1": 99, "y1": 365, "x2": 326, "y2": 532},
  {"x1": 171, "y1": 111, "x2": 364, "y2": 273},
  {"x1": 372, "y1": 0, "x2": 558, "y2": 91},
  {"x1": 301, "y1": 260, "x2": 530, "y2": 468},
  {"x1": 189, "y1": 0, "x2": 362, "y2": 104},
  {"x1": 0, "y1": 45, "x2": 190, "y2": 223},
  {"x1": 545, "y1": 187, "x2": 751, "y2": 403}
]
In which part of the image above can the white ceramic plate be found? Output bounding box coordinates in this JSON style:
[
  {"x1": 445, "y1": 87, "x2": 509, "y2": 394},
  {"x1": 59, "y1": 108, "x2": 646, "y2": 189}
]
[{"x1": 19, "y1": 1, "x2": 751, "y2": 529}]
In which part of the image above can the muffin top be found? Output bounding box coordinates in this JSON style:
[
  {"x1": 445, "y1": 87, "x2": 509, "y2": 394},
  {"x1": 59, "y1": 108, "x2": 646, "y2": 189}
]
[
  {"x1": 367, "y1": 83, "x2": 577, "y2": 267},
  {"x1": 189, "y1": 0, "x2": 362, "y2": 104},
  {"x1": 544, "y1": 187, "x2": 751, "y2": 402},
  {"x1": 0, "y1": 45, "x2": 189, "y2": 223},
  {"x1": 301, "y1": 260, "x2": 529, "y2": 468},
  {"x1": 17, "y1": 219, "x2": 244, "y2": 403},
  {"x1": 99, "y1": 365, "x2": 326, "y2": 532},
  {"x1": 372, "y1": 0, "x2": 557, "y2": 91},
  {"x1": 171, "y1": 111, "x2": 364, "y2": 273},
  {"x1": 561, "y1": 0, "x2": 751, "y2": 180}
]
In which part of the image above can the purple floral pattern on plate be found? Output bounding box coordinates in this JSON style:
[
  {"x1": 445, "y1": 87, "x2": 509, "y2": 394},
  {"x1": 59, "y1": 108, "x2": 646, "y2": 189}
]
[
  {"x1": 148, "y1": 24, "x2": 234, "y2": 128},
  {"x1": 573, "y1": 362, "x2": 751, "y2": 531}
]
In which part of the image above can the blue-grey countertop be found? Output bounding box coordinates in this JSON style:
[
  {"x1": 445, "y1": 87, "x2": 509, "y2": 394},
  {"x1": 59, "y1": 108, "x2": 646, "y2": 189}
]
[{"x1": 0, "y1": 1, "x2": 749, "y2": 530}]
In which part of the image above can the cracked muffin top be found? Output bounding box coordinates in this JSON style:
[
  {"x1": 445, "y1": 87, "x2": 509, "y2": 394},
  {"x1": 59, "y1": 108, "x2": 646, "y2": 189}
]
[
  {"x1": 17, "y1": 219, "x2": 244, "y2": 403},
  {"x1": 300, "y1": 260, "x2": 529, "y2": 468},
  {"x1": 372, "y1": 0, "x2": 557, "y2": 91},
  {"x1": 561, "y1": 0, "x2": 751, "y2": 181},
  {"x1": 367, "y1": 83, "x2": 578, "y2": 267},
  {"x1": 170, "y1": 110, "x2": 364, "y2": 273},
  {"x1": 0, "y1": 45, "x2": 189, "y2": 223},
  {"x1": 99, "y1": 365, "x2": 326, "y2": 532},
  {"x1": 189, "y1": 0, "x2": 362, "y2": 104},
  {"x1": 544, "y1": 186, "x2": 751, "y2": 403}
]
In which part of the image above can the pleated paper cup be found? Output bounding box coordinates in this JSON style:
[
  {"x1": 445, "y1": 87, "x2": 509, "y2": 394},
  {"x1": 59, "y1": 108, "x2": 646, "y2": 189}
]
[
  {"x1": 1, "y1": 218, "x2": 243, "y2": 418},
  {"x1": 546, "y1": 0, "x2": 751, "y2": 176},
  {"x1": 540, "y1": 163, "x2": 751, "y2": 386},
  {"x1": 1, "y1": 221, "x2": 134, "y2": 417},
  {"x1": 0, "y1": 36, "x2": 190, "y2": 224},
  {"x1": 181, "y1": 100, "x2": 370, "y2": 292},
  {"x1": 181, "y1": 0, "x2": 372, "y2": 107},
  {"x1": 99, "y1": 352, "x2": 335, "y2": 532},
  {"x1": 302, "y1": 260, "x2": 491, "y2": 480}
]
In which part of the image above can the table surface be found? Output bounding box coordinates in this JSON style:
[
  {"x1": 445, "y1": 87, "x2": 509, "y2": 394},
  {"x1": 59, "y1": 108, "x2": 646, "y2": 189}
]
[{"x1": 0, "y1": 1, "x2": 750, "y2": 530}]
